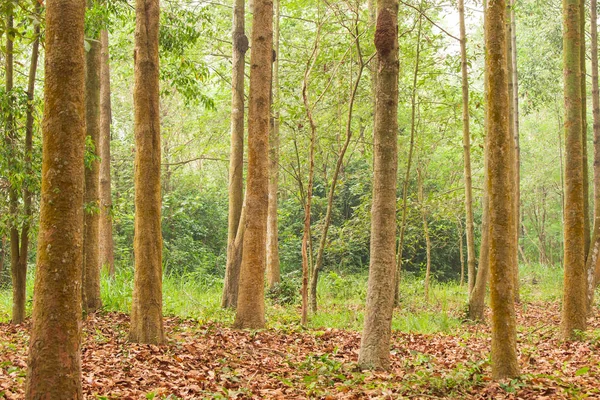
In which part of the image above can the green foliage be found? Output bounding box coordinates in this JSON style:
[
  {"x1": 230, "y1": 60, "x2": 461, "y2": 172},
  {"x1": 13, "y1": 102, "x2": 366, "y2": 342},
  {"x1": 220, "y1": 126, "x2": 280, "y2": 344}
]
[{"x1": 266, "y1": 274, "x2": 300, "y2": 305}]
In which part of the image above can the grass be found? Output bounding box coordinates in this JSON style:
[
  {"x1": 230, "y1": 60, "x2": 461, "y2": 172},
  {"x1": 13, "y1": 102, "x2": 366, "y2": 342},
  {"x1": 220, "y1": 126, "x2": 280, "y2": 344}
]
[{"x1": 0, "y1": 263, "x2": 566, "y2": 334}]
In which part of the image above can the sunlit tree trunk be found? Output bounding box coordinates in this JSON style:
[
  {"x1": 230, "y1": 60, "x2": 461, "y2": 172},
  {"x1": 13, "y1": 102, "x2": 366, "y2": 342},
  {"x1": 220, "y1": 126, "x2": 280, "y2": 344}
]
[
  {"x1": 129, "y1": 0, "x2": 164, "y2": 344},
  {"x1": 485, "y1": 0, "x2": 519, "y2": 378},
  {"x1": 458, "y1": 0, "x2": 476, "y2": 297},
  {"x1": 222, "y1": 0, "x2": 248, "y2": 309},
  {"x1": 560, "y1": 0, "x2": 587, "y2": 339},
  {"x1": 358, "y1": 0, "x2": 398, "y2": 370},
  {"x1": 233, "y1": 0, "x2": 273, "y2": 329},
  {"x1": 25, "y1": 1, "x2": 86, "y2": 396},
  {"x1": 266, "y1": 0, "x2": 281, "y2": 289},
  {"x1": 99, "y1": 28, "x2": 115, "y2": 277},
  {"x1": 83, "y1": 1, "x2": 103, "y2": 313},
  {"x1": 418, "y1": 167, "x2": 432, "y2": 301}
]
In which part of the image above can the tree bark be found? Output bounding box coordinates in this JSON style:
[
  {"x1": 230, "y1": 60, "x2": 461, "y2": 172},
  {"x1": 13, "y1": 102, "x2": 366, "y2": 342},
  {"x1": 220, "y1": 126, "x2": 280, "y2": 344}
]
[
  {"x1": 233, "y1": 0, "x2": 273, "y2": 329},
  {"x1": 83, "y1": 1, "x2": 103, "y2": 313},
  {"x1": 222, "y1": 0, "x2": 248, "y2": 309},
  {"x1": 129, "y1": 0, "x2": 164, "y2": 344},
  {"x1": 560, "y1": 0, "x2": 587, "y2": 339},
  {"x1": 266, "y1": 0, "x2": 281, "y2": 289},
  {"x1": 358, "y1": 0, "x2": 399, "y2": 371},
  {"x1": 99, "y1": 29, "x2": 115, "y2": 277},
  {"x1": 485, "y1": 0, "x2": 519, "y2": 378},
  {"x1": 25, "y1": 1, "x2": 86, "y2": 397},
  {"x1": 458, "y1": 0, "x2": 476, "y2": 297},
  {"x1": 511, "y1": 0, "x2": 522, "y2": 268}
]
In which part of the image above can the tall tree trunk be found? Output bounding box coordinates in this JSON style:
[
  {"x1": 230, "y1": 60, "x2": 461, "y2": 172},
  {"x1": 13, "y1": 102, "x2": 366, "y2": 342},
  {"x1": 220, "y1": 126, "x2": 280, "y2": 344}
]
[
  {"x1": 505, "y1": 2, "x2": 520, "y2": 303},
  {"x1": 309, "y1": 25, "x2": 366, "y2": 313},
  {"x1": 588, "y1": 0, "x2": 600, "y2": 308},
  {"x1": 300, "y1": 27, "x2": 319, "y2": 326},
  {"x1": 99, "y1": 29, "x2": 115, "y2": 277},
  {"x1": 25, "y1": 1, "x2": 86, "y2": 397},
  {"x1": 394, "y1": 13, "x2": 422, "y2": 305},
  {"x1": 222, "y1": 0, "x2": 248, "y2": 309},
  {"x1": 485, "y1": 0, "x2": 519, "y2": 378},
  {"x1": 266, "y1": 0, "x2": 281, "y2": 289},
  {"x1": 458, "y1": 0, "x2": 476, "y2": 296},
  {"x1": 5, "y1": 4, "x2": 23, "y2": 325},
  {"x1": 83, "y1": 1, "x2": 103, "y2": 313},
  {"x1": 560, "y1": 0, "x2": 587, "y2": 339},
  {"x1": 358, "y1": 0, "x2": 399, "y2": 371},
  {"x1": 233, "y1": 0, "x2": 273, "y2": 329},
  {"x1": 582, "y1": 0, "x2": 591, "y2": 258},
  {"x1": 129, "y1": 0, "x2": 164, "y2": 344},
  {"x1": 511, "y1": 0, "x2": 522, "y2": 265}
]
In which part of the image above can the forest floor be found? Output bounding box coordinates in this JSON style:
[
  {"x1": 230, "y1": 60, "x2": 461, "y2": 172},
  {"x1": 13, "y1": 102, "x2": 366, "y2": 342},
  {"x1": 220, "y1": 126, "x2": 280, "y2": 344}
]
[{"x1": 1, "y1": 301, "x2": 600, "y2": 399}]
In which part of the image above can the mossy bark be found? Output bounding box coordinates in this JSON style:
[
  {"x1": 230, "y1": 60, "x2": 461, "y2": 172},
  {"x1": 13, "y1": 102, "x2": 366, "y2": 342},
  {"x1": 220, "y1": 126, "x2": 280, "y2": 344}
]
[
  {"x1": 99, "y1": 29, "x2": 115, "y2": 277},
  {"x1": 358, "y1": 0, "x2": 398, "y2": 371},
  {"x1": 233, "y1": 0, "x2": 273, "y2": 329},
  {"x1": 485, "y1": 0, "x2": 520, "y2": 379},
  {"x1": 222, "y1": 0, "x2": 247, "y2": 309},
  {"x1": 24, "y1": 1, "x2": 86, "y2": 397},
  {"x1": 560, "y1": 0, "x2": 587, "y2": 339},
  {"x1": 83, "y1": 5, "x2": 103, "y2": 313},
  {"x1": 129, "y1": 0, "x2": 164, "y2": 344}
]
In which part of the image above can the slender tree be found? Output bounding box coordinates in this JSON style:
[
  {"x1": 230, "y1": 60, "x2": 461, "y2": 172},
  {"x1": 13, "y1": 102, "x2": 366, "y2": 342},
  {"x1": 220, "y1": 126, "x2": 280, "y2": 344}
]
[
  {"x1": 485, "y1": 0, "x2": 519, "y2": 378},
  {"x1": 25, "y1": 0, "x2": 86, "y2": 397},
  {"x1": 83, "y1": 0, "x2": 103, "y2": 312},
  {"x1": 458, "y1": 0, "x2": 476, "y2": 296},
  {"x1": 588, "y1": 0, "x2": 600, "y2": 307},
  {"x1": 560, "y1": 0, "x2": 587, "y2": 339},
  {"x1": 222, "y1": 0, "x2": 248, "y2": 309},
  {"x1": 99, "y1": 28, "x2": 115, "y2": 276},
  {"x1": 266, "y1": 0, "x2": 281, "y2": 289},
  {"x1": 233, "y1": 0, "x2": 273, "y2": 329},
  {"x1": 129, "y1": 0, "x2": 164, "y2": 344},
  {"x1": 358, "y1": 0, "x2": 398, "y2": 370}
]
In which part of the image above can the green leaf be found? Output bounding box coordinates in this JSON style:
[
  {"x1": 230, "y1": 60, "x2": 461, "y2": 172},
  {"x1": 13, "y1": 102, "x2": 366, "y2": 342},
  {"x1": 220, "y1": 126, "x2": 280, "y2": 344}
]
[{"x1": 575, "y1": 366, "x2": 590, "y2": 376}]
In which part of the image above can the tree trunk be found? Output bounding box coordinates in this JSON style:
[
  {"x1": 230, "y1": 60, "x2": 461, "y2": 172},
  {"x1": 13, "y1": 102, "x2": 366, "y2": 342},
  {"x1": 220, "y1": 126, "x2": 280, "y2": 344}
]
[
  {"x1": 99, "y1": 29, "x2": 115, "y2": 277},
  {"x1": 458, "y1": 219, "x2": 465, "y2": 286},
  {"x1": 506, "y1": 0, "x2": 520, "y2": 303},
  {"x1": 485, "y1": 0, "x2": 519, "y2": 378},
  {"x1": 233, "y1": 0, "x2": 273, "y2": 329},
  {"x1": 418, "y1": 167, "x2": 432, "y2": 302},
  {"x1": 588, "y1": 0, "x2": 600, "y2": 309},
  {"x1": 129, "y1": 0, "x2": 164, "y2": 344},
  {"x1": 511, "y1": 0, "x2": 522, "y2": 268},
  {"x1": 394, "y1": 12, "x2": 422, "y2": 305},
  {"x1": 458, "y1": 0, "x2": 476, "y2": 297},
  {"x1": 83, "y1": 2, "x2": 103, "y2": 313},
  {"x1": 581, "y1": 0, "x2": 591, "y2": 258},
  {"x1": 309, "y1": 26, "x2": 366, "y2": 313},
  {"x1": 222, "y1": 0, "x2": 248, "y2": 309},
  {"x1": 560, "y1": 0, "x2": 587, "y2": 339},
  {"x1": 358, "y1": 0, "x2": 399, "y2": 371},
  {"x1": 24, "y1": 1, "x2": 86, "y2": 397},
  {"x1": 266, "y1": 0, "x2": 281, "y2": 289}
]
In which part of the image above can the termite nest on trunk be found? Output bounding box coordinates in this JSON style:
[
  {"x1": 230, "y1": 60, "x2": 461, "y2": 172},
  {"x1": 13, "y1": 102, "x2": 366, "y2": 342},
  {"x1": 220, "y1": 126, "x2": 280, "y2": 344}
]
[
  {"x1": 374, "y1": 9, "x2": 395, "y2": 58},
  {"x1": 235, "y1": 33, "x2": 249, "y2": 54}
]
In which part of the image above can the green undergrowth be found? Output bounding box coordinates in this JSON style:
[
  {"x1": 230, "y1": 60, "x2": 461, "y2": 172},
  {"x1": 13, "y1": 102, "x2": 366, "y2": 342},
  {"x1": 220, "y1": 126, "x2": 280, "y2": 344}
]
[{"x1": 0, "y1": 263, "x2": 567, "y2": 334}]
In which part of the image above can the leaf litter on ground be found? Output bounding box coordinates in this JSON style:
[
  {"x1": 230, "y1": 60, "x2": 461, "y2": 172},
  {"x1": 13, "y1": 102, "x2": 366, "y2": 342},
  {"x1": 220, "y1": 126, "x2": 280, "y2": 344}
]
[{"x1": 1, "y1": 302, "x2": 600, "y2": 399}]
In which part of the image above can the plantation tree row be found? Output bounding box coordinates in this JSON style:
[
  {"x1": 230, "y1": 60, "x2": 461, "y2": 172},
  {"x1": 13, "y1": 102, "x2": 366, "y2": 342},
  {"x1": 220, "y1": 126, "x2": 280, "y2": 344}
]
[{"x1": 0, "y1": 0, "x2": 599, "y2": 393}]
